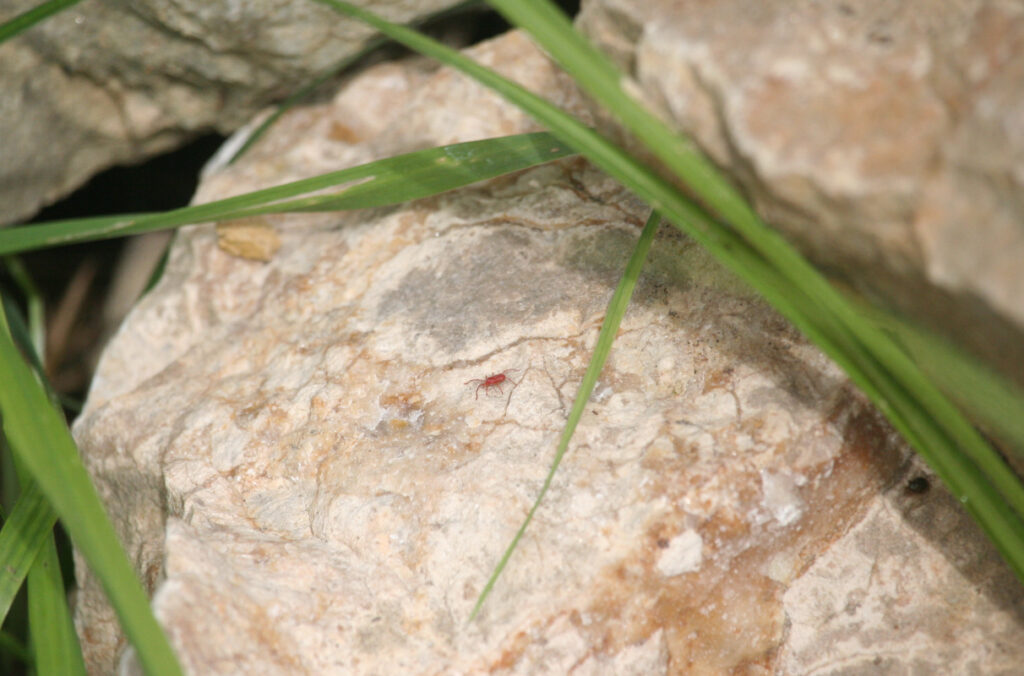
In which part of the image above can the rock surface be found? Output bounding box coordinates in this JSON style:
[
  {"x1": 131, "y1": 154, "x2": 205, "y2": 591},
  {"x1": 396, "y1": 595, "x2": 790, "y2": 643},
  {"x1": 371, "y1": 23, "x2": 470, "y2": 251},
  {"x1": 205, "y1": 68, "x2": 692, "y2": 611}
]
[
  {"x1": 578, "y1": 0, "x2": 1024, "y2": 388},
  {"x1": 781, "y1": 458, "x2": 1024, "y2": 674},
  {"x1": 71, "y1": 30, "x2": 1024, "y2": 674},
  {"x1": 0, "y1": 0, "x2": 459, "y2": 224}
]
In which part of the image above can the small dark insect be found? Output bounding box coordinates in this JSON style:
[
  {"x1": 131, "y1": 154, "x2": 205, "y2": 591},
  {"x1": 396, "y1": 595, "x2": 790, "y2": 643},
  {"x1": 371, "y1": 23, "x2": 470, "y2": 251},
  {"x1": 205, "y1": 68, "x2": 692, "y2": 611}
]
[
  {"x1": 905, "y1": 476, "x2": 931, "y2": 495},
  {"x1": 465, "y1": 369, "x2": 518, "y2": 400}
]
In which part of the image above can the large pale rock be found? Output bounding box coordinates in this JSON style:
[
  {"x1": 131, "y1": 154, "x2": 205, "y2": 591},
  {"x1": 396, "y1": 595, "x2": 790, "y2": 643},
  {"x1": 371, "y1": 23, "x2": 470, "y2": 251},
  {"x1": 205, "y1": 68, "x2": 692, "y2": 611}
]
[
  {"x1": 0, "y1": 0, "x2": 458, "y2": 225},
  {"x1": 71, "y1": 30, "x2": 1024, "y2": 674},
  {"x1": 578, "y1": 0, "x2": 1024, "y2": 387}
]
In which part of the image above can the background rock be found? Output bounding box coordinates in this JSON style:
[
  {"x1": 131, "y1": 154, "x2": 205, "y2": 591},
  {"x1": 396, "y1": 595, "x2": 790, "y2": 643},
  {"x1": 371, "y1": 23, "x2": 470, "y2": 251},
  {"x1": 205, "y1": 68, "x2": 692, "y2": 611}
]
[
  {"x1": 0, "y1": 0, "x2": 460, "y2": 225},
  {"x1": 577, "y1": 0, "x2": 1024, "y2": 391},
  {"x1": 72, "y1": 30, "x2": 1024, "y2": 675}
]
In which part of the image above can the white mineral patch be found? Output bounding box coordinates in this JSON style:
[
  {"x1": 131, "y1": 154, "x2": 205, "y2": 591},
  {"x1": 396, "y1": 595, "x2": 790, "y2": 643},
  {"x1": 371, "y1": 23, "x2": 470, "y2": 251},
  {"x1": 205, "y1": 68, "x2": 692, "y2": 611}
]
[
  {"x1": 656, "y1": 529, "x2": 703, "y2": 577},
  {"x1": 761, "y1": 470, "x2": 805, "y2": 526}
]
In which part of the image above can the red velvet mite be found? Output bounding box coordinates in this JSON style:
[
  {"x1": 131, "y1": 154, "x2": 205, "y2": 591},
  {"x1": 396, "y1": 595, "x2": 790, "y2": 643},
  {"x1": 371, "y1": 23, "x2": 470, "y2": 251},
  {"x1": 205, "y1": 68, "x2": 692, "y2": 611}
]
[{"x1": 465, "y1": 369, "x2": 519, "y2": 400}]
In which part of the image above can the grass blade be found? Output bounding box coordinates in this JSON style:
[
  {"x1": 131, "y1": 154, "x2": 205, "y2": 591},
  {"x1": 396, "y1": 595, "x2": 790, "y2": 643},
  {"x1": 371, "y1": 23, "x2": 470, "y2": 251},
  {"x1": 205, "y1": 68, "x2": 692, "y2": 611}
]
[
  {"x1": 0, "y1": 0, "x2": 83, "y2": 44},
  {"x1": 0, "y1": 305, "x2": 182, "y2": 676},
  {"x1": 27, "y1": 530, "x2": 85, "y2": 675},
  {"x1": 0, "y1": 132, "x2": 575, "y2": 256},
  {"x1": 2, "y1": 258, "x2": 45, "y2": 361},
  {"x1": 861, "y1": 303, "x2": 1024, "y2": 457},
  {"x1": 0, "y1": 292, "x2": 46, "y2": 385},
  {"x1": 470, "y1": 211, "x2": 661, "y2": 619},
  {"x1": 6, "y1": 441, "x2": 81, "y2": 675},
  {"x1": 0, "y1": 481, "x2": 56, "y2": 625}
]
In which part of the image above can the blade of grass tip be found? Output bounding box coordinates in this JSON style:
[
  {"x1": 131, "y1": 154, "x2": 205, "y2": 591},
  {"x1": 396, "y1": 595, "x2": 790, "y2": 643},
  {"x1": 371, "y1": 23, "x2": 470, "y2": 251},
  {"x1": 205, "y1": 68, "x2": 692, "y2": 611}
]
[
  {"x1": 469, "y1": 211, "x2": 661, "y2": 621},
  {"x1": 0, "y1": 285, "x2": 72, "y2": 419},
  {"x1": 0, "y1": 294, "x2": 46, "y2": 382},
  {"x1": 27, "y1": 528, "x2": 86, "y2": 675},
  {"x1": 0, "y1": 132, "x2": 574, "y2": 256},
  {"x1": 0, "y1": 481, "x2": 57, "y2": 625},
  {"x1": 2, "y1": 258, "x2": 45, "y2": 361},
  {"x1": 469, "y1": 5, "x2": 861, "y2": 349},
  {"x1": 0, "y1": 308, "x2": 182, "y2": 676},
  {"x1": 0, "y1": 0, "x2": 84, "y2": 44}
]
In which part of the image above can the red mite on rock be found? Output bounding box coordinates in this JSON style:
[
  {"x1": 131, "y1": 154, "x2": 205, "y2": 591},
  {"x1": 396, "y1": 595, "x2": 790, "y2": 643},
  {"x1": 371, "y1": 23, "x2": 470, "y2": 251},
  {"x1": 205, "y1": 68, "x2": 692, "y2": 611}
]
[{"x1": 465, "y1": 369, "x2": 519, "y2": 400}]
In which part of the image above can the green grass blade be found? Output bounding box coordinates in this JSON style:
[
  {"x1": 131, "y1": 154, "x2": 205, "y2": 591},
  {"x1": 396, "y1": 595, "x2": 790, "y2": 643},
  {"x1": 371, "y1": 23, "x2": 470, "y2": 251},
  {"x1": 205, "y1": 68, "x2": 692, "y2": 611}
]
[
  {"x1": 0, "y1": 307, "x2": 182, "y2": 676},
  {"x1": 470, "y1": 211, "x2": 661, "y2": 620},
  {"x1": 2, "y1": 258, "x2": 45, "y2": 361},
  {"x1": 27, "y1": 531, "x2": 85, "y2": 676},
  {"x1": 3, "y1": 256, "x2": 87, "y2": 675},
  {"x1": 0, "y1": 482, "x2": 56, "y2": 625},
  {"x1": 219, "y1": 133, "x2": 576, "y2": 217},
  {"x1": 864, "y1": 304, "x2": 1024, "y2": 457},
  {"x1": 0, "y1": 0, "x2": 83, "y2": 44},
  {"x1": 0, "y1": 133, "x2": 575, "y2": 256},
  {"x1": 0, "y1": 293, "x2": 46, "y2": 384},
  {"x1": 320, "y1": 0, "x2": 1024, "y2": 586}
]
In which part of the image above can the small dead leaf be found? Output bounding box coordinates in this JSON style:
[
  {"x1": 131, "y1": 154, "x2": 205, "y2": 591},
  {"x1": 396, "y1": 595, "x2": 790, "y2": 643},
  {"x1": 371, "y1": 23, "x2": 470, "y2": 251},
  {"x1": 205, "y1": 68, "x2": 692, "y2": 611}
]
[
  {"x1": 216, "y1": 219, "x2": 282, "y2": 261},
  {"x1": 329, "y1": 121, "x2": 361, "y2": 143}
]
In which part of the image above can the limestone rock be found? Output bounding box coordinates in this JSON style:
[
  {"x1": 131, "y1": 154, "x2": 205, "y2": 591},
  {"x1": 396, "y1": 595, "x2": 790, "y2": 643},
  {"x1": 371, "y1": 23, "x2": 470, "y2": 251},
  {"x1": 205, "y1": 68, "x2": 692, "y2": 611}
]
[
  {"x1": 578, "y1": 0, "x2": 1024, "y2": 386},
  {"x1": 71, "y1": 28, "x2": 1023, "y2": 676},
  {"x1": 0, "y1": 0, "x2": 459, "y2": 224}
]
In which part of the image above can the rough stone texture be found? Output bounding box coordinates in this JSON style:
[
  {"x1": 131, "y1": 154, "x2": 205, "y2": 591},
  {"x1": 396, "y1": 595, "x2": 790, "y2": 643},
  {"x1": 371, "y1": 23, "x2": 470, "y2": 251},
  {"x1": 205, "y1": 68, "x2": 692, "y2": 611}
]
[
  {"x1": 577, "y1": 0, "x2": 1024, "y2": 389},
  {"x1": 780, "y1": 457, "x2": 1024, "y2": 675},
  {"x1": 71, "y1": 31, "x2": 1024, "y2": 674},
  {"x1": 0, "y1": 0, "x2": 459, "y2": 225}
]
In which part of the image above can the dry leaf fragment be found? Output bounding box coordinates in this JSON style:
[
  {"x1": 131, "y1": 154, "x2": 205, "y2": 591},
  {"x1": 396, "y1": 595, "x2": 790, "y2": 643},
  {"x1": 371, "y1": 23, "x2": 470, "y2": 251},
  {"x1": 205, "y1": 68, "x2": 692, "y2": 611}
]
[{"x1": 216, "y1": 218, "x2": 282, "y2": 261}]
